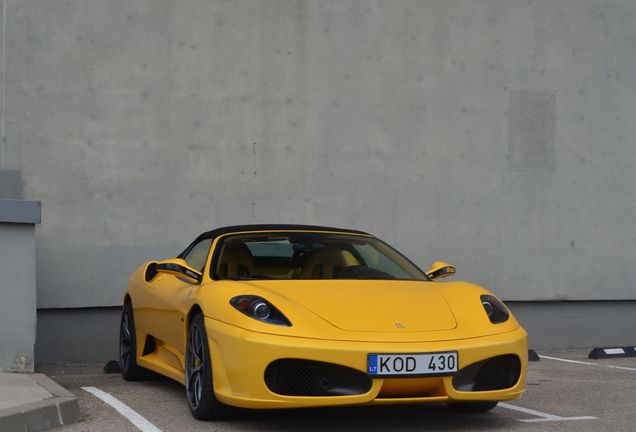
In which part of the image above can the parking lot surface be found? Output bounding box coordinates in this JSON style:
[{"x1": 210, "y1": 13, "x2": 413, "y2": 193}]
[{"x1": 37, "y1": 349, "x2": 636, "y2": 432}]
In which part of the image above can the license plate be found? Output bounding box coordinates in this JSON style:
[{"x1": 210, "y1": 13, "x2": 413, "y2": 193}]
[{"x1": 368, "y1": 352, "x2": 458, "y2": 377}]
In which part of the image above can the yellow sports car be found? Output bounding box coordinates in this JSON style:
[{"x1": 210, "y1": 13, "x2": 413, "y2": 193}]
[{"x1": 120, "y1": 224, "x2": 527, "y2": 420}]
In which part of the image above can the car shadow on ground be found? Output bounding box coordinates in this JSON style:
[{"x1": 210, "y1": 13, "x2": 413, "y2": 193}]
[{"x1": 227, "y1": 403, "x2": 515, "y2": 432}]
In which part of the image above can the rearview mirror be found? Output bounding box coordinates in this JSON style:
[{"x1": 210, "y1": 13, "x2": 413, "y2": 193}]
[
  {"x1": 156, "y1": 258, "x2": 202, "y2": 284},
  {"x1": 426, "y1": 261, "x2": 456, "y2": 280}
]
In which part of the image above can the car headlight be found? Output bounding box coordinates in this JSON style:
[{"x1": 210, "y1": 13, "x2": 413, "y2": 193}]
[
  {"x1": 480, "y1": 295, "x2": 510, "y2": 324},
  {"x1": 230, "y1": 295, "x2": 292, "y2": 326}
]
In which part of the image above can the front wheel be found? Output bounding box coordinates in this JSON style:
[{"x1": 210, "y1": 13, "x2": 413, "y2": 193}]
[
  {"x1": 185, "y1": 313, "x2": 233, "y2": 420},
  {"x1": 447, "y1": 401, "x2": 499, "y2": 413},
  {"x1": 119, "y1": 302, "x2": 148, "y2": 381}
]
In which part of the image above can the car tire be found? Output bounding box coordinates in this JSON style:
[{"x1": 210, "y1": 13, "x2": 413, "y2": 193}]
[
  {"x1": 186, "y1": 313, "x2": 234, "y2": 420},
  {"x1": 119, "y1": 302, "x2": 148, "y2": 381},
  {"x1": 447, "y1": 401, "x2": 499, "y2": 413}
]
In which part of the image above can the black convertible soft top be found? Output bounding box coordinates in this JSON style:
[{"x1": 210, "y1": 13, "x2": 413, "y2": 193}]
[{"x1": 178, "y1": 224, "x2": 371, "y2": 258}]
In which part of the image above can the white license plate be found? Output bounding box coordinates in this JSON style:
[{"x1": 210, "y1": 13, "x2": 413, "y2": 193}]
[{"x1": 368, "y1": 352, "x2": 458, "y2": 377}]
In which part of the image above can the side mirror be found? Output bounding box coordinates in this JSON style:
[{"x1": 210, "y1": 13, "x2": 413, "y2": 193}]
[
  {"x1": 156, "y1": 258, "x2": 202, "y2": 284},
  {"x1": 426, "y1": 261, "x2": 456, "y2": 280}
]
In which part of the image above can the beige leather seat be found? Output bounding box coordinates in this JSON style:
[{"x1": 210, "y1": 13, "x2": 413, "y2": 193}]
[
  {"x1": 298, "y1": 246, "x2": 348, "y2": 279},
  {"x1": 218, "y1": 243, "x2": 259, "y2": 277}
]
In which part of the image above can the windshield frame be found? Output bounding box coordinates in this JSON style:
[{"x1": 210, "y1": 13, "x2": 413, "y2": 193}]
[{"x1": 210, "y1": 231, "x2": 429, "y2": 281}]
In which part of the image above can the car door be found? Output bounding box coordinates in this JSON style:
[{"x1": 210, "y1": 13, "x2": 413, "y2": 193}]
[{"x1": 148, "y1": 239, "x2": 213, "y2": 361}]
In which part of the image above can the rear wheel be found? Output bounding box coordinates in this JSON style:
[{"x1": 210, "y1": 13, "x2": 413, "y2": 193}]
[
  {"x1": 447, "y1": 401, "x2": 499, "y2": 413},
  {"x1": 185, "y1": 313, "x2": 233, "y2": 420},
  {"x1": 119, "y1": 302, "x2": 148, "y2": 381}
]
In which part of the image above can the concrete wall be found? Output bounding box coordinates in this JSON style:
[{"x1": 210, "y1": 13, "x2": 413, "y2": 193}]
[
  {"x1": 508, "y1": 301, "x2": 636, "y2": 351},
  {"x1": 0, "y1": 1, "x2": 635, "y2": 356},
  {"x1": 35, "y1": 307, "x2": 121, "y2": 364},
  {"x1": 0, "y1": 199, "x2": 40, "y2": 372}
]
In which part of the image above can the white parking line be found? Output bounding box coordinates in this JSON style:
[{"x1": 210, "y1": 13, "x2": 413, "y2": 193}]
[
  {"x1": 607, "y1": 365, "x2": 636, "y2": 371},
  {"x1": 538, "y1": 355, "x2": 597, "y2": 365},
  {"x1": 539, "y1": 355, "x2": 636, "y2": 371},
  {"x1": 499, "y1": 402, "x2": 597, "y2": 422},
  {"x1": 82, "y1": 387, "x2": 163, "y2": 432}
]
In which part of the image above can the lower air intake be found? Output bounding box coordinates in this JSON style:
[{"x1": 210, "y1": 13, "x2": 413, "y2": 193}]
[
  {"x1": 265, "y1": 359, "x2": 372, "y2": 397},
  {"x1": 453, "y1": 354, "x2": 521, "y2": 392}
]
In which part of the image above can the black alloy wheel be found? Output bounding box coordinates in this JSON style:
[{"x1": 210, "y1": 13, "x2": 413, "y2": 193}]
[
  {"x1": 119, "y1": 302, "x2": 147, "y2": 381},
  {"x1": 185, "y1": 313, "x2": 233, "y2": 420}
]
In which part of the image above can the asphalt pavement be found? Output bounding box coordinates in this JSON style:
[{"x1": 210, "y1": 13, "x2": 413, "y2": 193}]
[{"x1": 3, "y1": 348, "x2": 636, "y2": 432}]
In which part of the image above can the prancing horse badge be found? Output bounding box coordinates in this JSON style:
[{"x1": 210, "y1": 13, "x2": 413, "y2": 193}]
[{"x1": 395, "y1": 322, "x2": 405, "y2": 328}]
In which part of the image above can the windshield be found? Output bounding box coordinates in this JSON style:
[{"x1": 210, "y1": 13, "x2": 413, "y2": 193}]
[{"x1": 214, "y1": 232, "x2": 428, "y2": 281}]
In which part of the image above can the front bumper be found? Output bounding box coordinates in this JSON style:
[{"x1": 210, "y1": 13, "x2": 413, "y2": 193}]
[{"x1": 205, "y1": 318, "x2": 527, "y2": 409}]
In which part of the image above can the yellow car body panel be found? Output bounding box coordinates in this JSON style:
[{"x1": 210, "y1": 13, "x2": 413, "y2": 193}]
[
  {"x1": 205, "y1": 317, "x2": 526, "y2": 408},
  {"x1": 121, "y1": 225, "x2": 528, "y2": 413}
]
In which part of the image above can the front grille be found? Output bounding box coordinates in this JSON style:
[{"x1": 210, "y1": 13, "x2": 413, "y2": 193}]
[
  {"x1": 265, "y1": 359, "x2": 372, "y2": 397},
  {"x1": 453, "y1": 354, "x2": 521, "y2": 392}
]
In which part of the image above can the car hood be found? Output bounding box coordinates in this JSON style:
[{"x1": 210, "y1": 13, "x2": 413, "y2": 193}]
[{"x1": 247, "y1": 280, "x2": 457, "y2": 332}]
